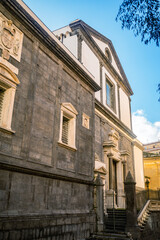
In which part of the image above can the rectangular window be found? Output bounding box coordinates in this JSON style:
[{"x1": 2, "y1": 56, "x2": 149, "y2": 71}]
[
  {"x1": 62, "y1": 116, "x2": 69, "y2": 144},
  {"x1": 106, "y1": 78, "x2": 115, "y2": 111},
  {"x1": 58, "y1": 103, "x2": 78, "y2": 151},
  {"x1": 0, "y1": 63, "x2": 20, "y2": 133},
  {"x1": 106, "y1": 81, "x2": 112, "y2": 107}
]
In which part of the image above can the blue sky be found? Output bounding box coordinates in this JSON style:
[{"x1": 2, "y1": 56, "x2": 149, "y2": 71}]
[{"x1": 23, "y1": 0, "x2": 160, "y2": 143}]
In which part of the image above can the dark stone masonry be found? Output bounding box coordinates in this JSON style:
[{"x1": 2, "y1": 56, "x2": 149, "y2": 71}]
[
  {"x1": 0, "y1": 0, "x2": 100, "y2": 239},
  {"x1": 0, "y1": 0, "x2": 150, "y2": 239}
]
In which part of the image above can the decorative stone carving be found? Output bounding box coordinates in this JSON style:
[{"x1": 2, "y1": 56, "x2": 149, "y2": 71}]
[
  {"x1": 95, "y1": 166, "x2": 107, "y2": 176},
  {"x1": 0, "y1": 13, "x2": 23, "y2": 62},
  {"x1": 0, "y1": 63, "x2": 19, "y2": 86},
  {"x1": 103, "y1": 129, "x2": 121, "y2": 161},
  {"x1": 95, "y1": 154, "x2": 107, "y2": 180},
  {"x1": 82, "y1": 113, "x2": 90, "y2": 129},
  {"x1": 120, "y1": 150, "x2": 130, "y2": 162},
  {"x1": 95, "y1": 152, "x2": 100, "y2": 162},
  {"x1": 108, "y1": 128, "x2": 119, "y2": 150}
]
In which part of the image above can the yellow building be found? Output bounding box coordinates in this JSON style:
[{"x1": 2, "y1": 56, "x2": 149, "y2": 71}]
[
  {"x1": 144, "y1": 141, "x2": 160, "y2": 155},
  {"x1": 143, "y1": 155, "x2": 160, "y2": 190},
  {"x1": 143, "y1": 141, "x2": 160, "y2": 190}
]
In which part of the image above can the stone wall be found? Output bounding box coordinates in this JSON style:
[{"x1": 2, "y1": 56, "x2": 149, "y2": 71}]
[
  {"x1": 140, "y1": 211, "x2": 160, "y2": 240},
  {"x1": 0, "y1": 170, "x2": 96, "y2": 239},
  {"x1": 0, "y1": 213, "x2": 96, "y2": 240},
  {"x1": 0, "y1": 2, "x2": 96, "y2": 239},
  {"x1": 0, "y1": 170, "x2": 94, "y2": 215},
  {"x1": 0, "y1": 31, "x2": 95, "y2": 181},
  {"x1": 94, "y1": 112, "x2": 135, "y2": 209},
  {"x1": 136, "y1": 190, "x2": 160, "y2": 211},
  {"x1": 95, "y1": 113, "x2": 134, "y2": 176}
]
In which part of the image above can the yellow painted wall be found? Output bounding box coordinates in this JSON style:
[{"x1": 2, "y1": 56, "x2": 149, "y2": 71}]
[{"x1": 144, "y1": 156, "x2": 160, "y2": 190}]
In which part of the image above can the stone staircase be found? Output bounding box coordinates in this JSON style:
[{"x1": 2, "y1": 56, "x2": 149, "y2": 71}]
[
  {"x1": 137, "y1": 200, "x2": 160, "y2": 239},
  {"x1": 138, "y1": 208, "x2": 151, "y2": 231},
  {"x1": 86, "y1": 231, "x2": 132, "y2": 240},
  {"x1": 86, "y1": 209, "x2": 132, "y2": 240},
  {"x1": 105, "y1": 209, "x2": 127, "y2": 232},
  {"x1": 137, "y1": 200, "x2": 160, "y2": 230}
]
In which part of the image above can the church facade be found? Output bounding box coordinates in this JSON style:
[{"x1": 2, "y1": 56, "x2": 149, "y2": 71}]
[
  {"x1": 0, "y1": 0, "x2": 144, "y2": 239},
  {"x1": 54, "y1": 20, "x2": 145, "y2": 209}
]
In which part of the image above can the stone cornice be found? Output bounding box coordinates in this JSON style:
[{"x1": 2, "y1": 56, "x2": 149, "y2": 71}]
[
  {"x1": 69, "y1": 20, "x2": 133, "y2": 96},
  {"x1": 132, "y1": 139, "x2": 144, "y2": 150},
  {"x1": 120, "y1": 150, "x2": 130, "y2": 156},
  {"x1": 103, "y1": 141, "x2": 116, "y2": 149},
  {"x1": 95, "y1": 99, "x2": 136, "y2": 139},
  {"x1": 0, "y1": 160, "x2": 94, "y2": 186},
  {"x1": 1, "y1": 0, "x2": 100, "y2": 92}
]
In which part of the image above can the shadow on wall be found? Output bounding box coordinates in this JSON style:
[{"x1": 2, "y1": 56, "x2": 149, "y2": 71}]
[{"x1": 136, "y1": 189, "x2": 160, "y2": 211}]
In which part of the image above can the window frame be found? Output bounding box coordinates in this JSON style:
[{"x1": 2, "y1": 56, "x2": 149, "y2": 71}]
[
  {"x1": 105, "y1": 77, "x2": 116, "y2": 112},
  {"x1": 0, "y1": 63, "x2": 19, "y2": 133},
  {"x1": 58, "y1": 103, "x2": 78, "y2": 151}
]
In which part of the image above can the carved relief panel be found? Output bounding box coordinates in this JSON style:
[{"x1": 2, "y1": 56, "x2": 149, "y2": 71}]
[
  {"x1": 82, "y1": 113, "x2": 90, "y2": 129},
  {"x1": 0, "y1": 13, "x2": 23, "y2": 62}
]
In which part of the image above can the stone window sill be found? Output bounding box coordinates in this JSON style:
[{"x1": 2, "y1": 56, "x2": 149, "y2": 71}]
[
  {"x1": 0, "y1": 126, "x2": 15, "y2": 134},
  {"x1": 58, "y1": 141, "x2": 77, "y2": 152}
]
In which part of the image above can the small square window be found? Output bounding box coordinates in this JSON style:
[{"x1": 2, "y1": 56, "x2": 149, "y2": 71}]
[{"x1": 82, "y1": 113, "x2": 90, "y2": 129}]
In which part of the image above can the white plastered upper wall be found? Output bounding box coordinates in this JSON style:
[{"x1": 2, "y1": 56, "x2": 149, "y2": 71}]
[
  {"x1": 119, "y1": 88, "x2": 131, "y2": 129},
  {"x1": 133, "y1": 139, "x2": 145, "y2": 189},
  {"x1": 54, "y1": 26, "x2": 78, "y2": 58},
  {"x1": 102, "y1": 66, "x2": 119, "y2": 118},
  {"x1": 54, "y1": 25, "x2": 72, "y2": 36},
  {"x1": 81, "y1": 41, "x2": 101, "y2": 101},
  {"x1": 92, "y1": 35, "x2": 123, "y2": 79},
  {"x1": 53, "y1": 22, "x2": 132, "y2": 129}
]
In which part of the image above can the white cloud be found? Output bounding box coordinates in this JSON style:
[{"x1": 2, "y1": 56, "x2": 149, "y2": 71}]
[
  {"x1": 135, "y1": 109, "x2": 144, "y2": 116},
  {"x1": 132, "y1": 110, "x2": 160, "y2": 144},
  {"x1": 154, "y1": 122, "x2": 160, "y2": 127}
]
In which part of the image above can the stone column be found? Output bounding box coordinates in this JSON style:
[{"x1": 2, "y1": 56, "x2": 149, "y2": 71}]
[
  {"x1": 95, "y1": 174, "x2": 104, "y2": 232},
  {"x1": 100, "y1": 62, "x2": 103, "y2": 103},
  {"x1": 122, "y1": 161, "x2": 126, "y2": 183},
  {"x1": 117, "y1": 84, "x2": 121, "y2": 120},
  {"x1": 124, "y1": 171, "x2": 140, "y2": 239},
  {"x1": 109, "y1": 158, "x2": 113, "y2": 190}
]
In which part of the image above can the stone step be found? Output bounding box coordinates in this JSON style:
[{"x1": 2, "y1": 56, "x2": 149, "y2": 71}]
[
  {"x1": 107, "y1": 216, "x2": 126, "y2": 218},
  {"x1": 86, "y1": 232, "x2": 132, "y2": 240},
  {"x1": 105, "y1": 209, "x2": 127, "y2": 232}
]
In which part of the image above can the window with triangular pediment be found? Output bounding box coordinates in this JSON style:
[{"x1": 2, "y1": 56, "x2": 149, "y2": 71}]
[{"x1": 58, "y1": 103, "x2": 78, "y2": 151}]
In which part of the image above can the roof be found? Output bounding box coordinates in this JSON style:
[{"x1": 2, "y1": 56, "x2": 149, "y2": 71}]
[{"x1": 143, "y1": 140, "x2": 160, "y2": 146}]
